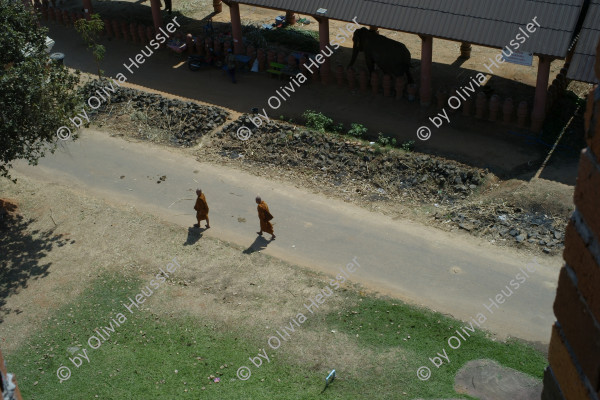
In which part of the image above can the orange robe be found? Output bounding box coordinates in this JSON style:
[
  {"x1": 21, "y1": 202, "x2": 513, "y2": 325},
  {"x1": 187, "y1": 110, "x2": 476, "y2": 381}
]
[
  {"x1": 257, "y1": 201, "x2": 274, "y2": 234},
  {"x1": 194, "y1": 193, "x2": 209, "y2": 221}
]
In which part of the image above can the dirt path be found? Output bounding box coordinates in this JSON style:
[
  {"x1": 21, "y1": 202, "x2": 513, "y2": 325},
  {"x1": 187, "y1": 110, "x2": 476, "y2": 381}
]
[{"x1": 14, "y1": 129, "x2": 563, "y2": 344}]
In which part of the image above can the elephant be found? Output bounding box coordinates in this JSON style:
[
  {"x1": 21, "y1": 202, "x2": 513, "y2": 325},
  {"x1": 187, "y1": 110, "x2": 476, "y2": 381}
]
[{"x1": 348, "y1": 28, "x2": 414, "y2": 84}]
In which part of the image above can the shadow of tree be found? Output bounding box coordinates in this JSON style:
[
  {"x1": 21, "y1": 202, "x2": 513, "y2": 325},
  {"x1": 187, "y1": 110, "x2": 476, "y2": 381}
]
[{"x1": 0, "y1": 199, "x2": 69, "y2": 324}]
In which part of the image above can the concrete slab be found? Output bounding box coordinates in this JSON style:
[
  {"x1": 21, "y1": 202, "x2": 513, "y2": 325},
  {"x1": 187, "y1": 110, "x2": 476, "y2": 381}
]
[{"x1": 455, "y1": 359, "x2": 543, "y2": 400}]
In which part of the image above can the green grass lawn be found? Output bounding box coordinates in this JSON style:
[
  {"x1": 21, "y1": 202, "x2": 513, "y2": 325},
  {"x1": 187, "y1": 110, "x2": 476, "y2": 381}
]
[
  {"x1": 325, "y1": 294, "x2": 546, "y2": 398},
  {"x1": 6, "y1": 271, "x2": 546, "y2": 399}
]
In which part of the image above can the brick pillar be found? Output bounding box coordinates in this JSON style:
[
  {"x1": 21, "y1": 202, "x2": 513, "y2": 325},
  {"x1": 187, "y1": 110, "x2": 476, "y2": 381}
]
[
  {"x1": 542, "y1": 39, "x2": 600, "y2": 400},
  {"x1": 229, "y1": 1, "x2": 243, "y2": 54},
  {"x1": 150, "y1": 0, "x2": 163, "y2": 36},
  {"x1": 82, "y1": 0, "x2": 92, "y2": 19},
  {"x1": 460, "y1": 42, "x2": 471, "y2": 59},
  {"x1": 419, "y1": 35, "x2": 433, "y2": 106},
  {"x1": 317, "y1": 16, "x2": 330, "y2": 84},
  {"x1": 285, "y1": 10, "x2": 295, "y2": 25},
  {"x1": 531, "y1": 55, "x2": 552, "y2": 132}
]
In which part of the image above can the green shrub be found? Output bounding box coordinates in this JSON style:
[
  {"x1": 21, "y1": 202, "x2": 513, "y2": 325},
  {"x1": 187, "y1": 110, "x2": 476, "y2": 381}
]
[
  {"x1": 331, "y1": 122, "x2": 344, "y2": 133},
  {"x1": 261, "y1": 26, "x2": 319, "y2": 53},
  {"x1": 348, "y1": 123, "x2": 367, "y2": 138},
  {"x1": 242, "y1": 25, "x2": 268, "y2": 49},
  {"x1": 401, "y1": 140, "x2": 415, "y2": 152},
  {"x1": 376, "y1": 133, "x2": 398, "y2": 147},
  {"x1": 376, "y1": 132, "x2": 390, "y2": 146},
  {"x1": 303, "y1": 110, "x2": 333, "y2": 132}
]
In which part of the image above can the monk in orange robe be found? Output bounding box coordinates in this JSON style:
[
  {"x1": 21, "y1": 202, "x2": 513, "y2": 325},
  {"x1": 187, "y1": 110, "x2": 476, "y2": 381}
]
[
  {"x1": 256, "y1": 196, "x2": 275, "y2": 239},
  {"x1": 194, "y1": 189, "x2": 210, "y2": 229}
]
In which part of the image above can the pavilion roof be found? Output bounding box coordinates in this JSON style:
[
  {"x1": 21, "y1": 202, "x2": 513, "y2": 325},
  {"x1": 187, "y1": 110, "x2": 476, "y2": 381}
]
[
  {"x1": 567, "y1": 0, "x2": 600, "y2": 83},
  {"x1": 235, "y1": 0, "x2": 586, "y2": 58}
]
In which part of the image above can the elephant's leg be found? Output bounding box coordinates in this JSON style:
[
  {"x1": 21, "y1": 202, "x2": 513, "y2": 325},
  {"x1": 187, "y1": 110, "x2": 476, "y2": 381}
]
[
  {"x1": 365, "y1": 55, "x2": 375, "y2": 75},
  {"x1": 405, "y1": 69, "x2": 415, "y2": 84},
  {"x1": 348, "y1": 48, "x2": 359, "y2": 68}
]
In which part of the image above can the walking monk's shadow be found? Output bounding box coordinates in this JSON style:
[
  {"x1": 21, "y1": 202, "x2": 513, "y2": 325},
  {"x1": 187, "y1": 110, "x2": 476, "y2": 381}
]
[
  {"x1": 184, "y1": 226, "x2": 206, "y2": 246},
  {"x1": 242, "y1": 235, "x2": 270, "y2": 254}
]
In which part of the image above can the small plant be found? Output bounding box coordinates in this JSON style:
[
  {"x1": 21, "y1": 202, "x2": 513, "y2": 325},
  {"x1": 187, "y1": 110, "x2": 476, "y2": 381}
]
[
  {"x1": 348, "y1": 123, "x2": 367, "y2": 138},
  {"x1": 261, "y1": 26, "x2": 320, "y2": 53},
  {"x1": 331, "y1": 122, "x2": 344, "y2": 133},
  {"x1": 75, "y1": 14, "x2": 105, "y2": 78},
  {"x1": 279, "y1": 115, "x2": 295, "y2": 123},
  {"x1": 130, "y1": 110, "x2": 147, "y2": 122},
  {"x1": 401, "y1": 140, "x2": 415, "y2": 152},
  {"x1": 303, "y1": 110, "x2": 333, "y2": 133},
  {"x1": 376, "y1": 132, "x2": 390, "y2": 146},
  {"x1": 243, "y1": 25, "x2": 268, "y2": 49}
]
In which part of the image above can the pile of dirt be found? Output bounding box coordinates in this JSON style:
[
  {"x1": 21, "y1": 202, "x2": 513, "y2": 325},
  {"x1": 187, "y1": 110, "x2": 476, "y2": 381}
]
[
  {"x1": 81, "y1": 80, "x2": 230, "y2": 147},
  {"x1": 213, "y1": 115, "x2": 487, "y2": 204},
  {"x1": 437, "y1": 204, "x2": 565, "y2": 254}
]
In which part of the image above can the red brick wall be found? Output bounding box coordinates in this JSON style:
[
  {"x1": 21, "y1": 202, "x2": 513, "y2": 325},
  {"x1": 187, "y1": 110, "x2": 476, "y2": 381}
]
[{"x1": 542, "y1": 39, "x2": 600, "y2": 400}]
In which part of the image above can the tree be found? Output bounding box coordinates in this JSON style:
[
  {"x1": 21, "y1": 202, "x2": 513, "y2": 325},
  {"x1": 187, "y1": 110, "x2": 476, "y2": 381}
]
[
  {"x1": 0, "y1": 0, "x2": 81, "y2": 181},
  {"x1": 75, "y1": 14, "x2": 105, "y2": 78}
]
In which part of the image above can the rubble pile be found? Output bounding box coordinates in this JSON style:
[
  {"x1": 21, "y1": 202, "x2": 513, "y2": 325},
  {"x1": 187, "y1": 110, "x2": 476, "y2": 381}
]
[
  {"x1": 81, "y1": 80, "x2": 229, "y2": 146},
  {"x1": 438, "y1": 204, "x2": 564, "y2": 253},
  {"x1": 217, "y1": 116, "x2": 486, "y2": 204}
]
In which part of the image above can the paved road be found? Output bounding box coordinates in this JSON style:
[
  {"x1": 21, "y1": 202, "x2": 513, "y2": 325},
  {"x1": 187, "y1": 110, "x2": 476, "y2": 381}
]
[{"x1": 16, "y1": 130, "x2": 562, "y2": 345}]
